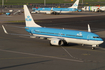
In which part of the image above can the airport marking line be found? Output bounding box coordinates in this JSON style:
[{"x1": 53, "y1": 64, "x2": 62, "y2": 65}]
[
  {"x1": 82, "y1": 54, "x2": 91, "y2": 56},
  {"x1": 0, "y1": 57, "x2": 44, "y2": 60},
  {"x1": 0, "y1": 49, "x2": 83, "y2": 62}
]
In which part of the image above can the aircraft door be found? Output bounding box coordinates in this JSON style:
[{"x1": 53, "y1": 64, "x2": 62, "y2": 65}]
[
  {"x1": 59, "y1": 33, "x2": 64, "y2": 37},
  {"x1": 59, "y1": 33, "x2": 62, "y2": 37}
]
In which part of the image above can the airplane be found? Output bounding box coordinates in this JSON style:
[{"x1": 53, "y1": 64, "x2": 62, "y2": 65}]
[
  {"x1": 82, "y1": 6, "x2": 105, "y2": 12},
  {"x1": 2, "y1": 5, "x2": 104, "y2": 50},
  {"x1": 31, "y1": 0, "x2": 80, "y2": 15}
]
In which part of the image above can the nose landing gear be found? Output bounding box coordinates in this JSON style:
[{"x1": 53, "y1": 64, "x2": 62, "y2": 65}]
[{"x1": 92, "y1": 45, "x2": 96, "y2": 50}]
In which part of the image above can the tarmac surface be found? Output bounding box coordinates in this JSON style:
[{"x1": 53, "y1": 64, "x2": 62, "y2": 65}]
[{"x1": 0, "y1": 12, "x2": 105, "y2": 70}]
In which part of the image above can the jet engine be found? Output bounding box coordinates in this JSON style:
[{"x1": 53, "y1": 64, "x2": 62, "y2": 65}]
[
  {"x1": 50, "y1": 39, "x2": 65, "y2": 46},
  {"x1": 46, "y1": 12, "x2": 52, "y2": 14}
]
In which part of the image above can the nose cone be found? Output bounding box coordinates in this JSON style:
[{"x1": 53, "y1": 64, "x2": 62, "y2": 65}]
[
  {"x1": 100, "y1": 40, "x2": 104, "y2": 44},
  {"x1": 96, "y1": 38, "x2": 104, "y2": 45},
  {"x1": 98, "y1": 38, "x2": 104, "y2": 44}
]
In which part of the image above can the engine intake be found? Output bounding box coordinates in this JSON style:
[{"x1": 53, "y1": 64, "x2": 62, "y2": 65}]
[{"x1": 50, "y1": 39, "x2": 65, "y2": 46}]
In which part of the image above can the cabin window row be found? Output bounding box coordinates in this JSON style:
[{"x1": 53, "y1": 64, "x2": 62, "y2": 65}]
[
  {"x1": 35, "y1": 30, "x2": 83, "y2": 37},
  {"x1": 35, "y1": 30, "x2": 60, "y2": 35}
]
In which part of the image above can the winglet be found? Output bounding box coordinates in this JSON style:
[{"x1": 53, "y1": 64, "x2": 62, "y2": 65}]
[
  {"x1": 51, "y1": 7, "x2": 53, "y2": 11},
  {"x1": 88, "y1": 24, "x2": 91, "y2": 32},
  {"x1": 2, "y1": 25, "x2": 8, "y2": 34}
]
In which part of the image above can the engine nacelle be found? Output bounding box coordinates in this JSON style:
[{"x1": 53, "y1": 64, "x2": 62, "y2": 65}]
[
  {"x1": 50, "y1": 39, "x2": 64, "y2": 46},
  {"x1": 46, "y1": 12, "x2": 52, "y2": 14}
]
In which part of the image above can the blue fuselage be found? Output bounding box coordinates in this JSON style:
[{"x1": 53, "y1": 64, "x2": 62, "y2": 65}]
[
  {"x1": 25, "y1": 27, "x2": 103, "y2": 41},
  {"x1": 32, "y1": 8, "x2": 78, "y2": 12}
]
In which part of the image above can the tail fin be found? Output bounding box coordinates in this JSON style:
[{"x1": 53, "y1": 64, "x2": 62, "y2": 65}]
[
  {"x1": 68, "y1": 0, "x2": 79, "y2": 9},
  {"x1": 24, "y1": 5, "x2": 41, "y2": 27}
]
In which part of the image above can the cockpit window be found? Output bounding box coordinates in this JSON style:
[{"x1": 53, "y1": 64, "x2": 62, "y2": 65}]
[
  {"x1": 32, "y1": 9, "x2": 35, "y2": 11},
  {"x1": 93, "y1": 36, "x2": 100, "y2": 38}
]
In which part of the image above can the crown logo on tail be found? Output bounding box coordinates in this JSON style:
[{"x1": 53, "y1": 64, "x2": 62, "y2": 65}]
[{"x1": 26, "y1": 16, "x2": 32, "y2": 21}]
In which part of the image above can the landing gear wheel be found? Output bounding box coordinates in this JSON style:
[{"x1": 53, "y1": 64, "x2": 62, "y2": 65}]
[
  {"x1": 59, "y1": 40, "x2": 64, "y2": 46},
  {"x1": 92, "y1": 47, "x2": 95, "y2": 50}
]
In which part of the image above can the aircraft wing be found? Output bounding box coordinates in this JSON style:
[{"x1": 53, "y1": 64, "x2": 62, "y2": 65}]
[
  {"x1": 50, "y1": 11, "x2": 61, "y2": 14},
  {"x1": 32, "y1": 34, "x2": 64, "y2": 40},
  {"x1": 2, "y1": 25, "x2": 64, "y2": 40},
  {"x1": 2, "y1": 25, "x2": 66, "y2": 46},
  {"x1": 45, "y1": 7, "x2": 62, "y2": 14},
  {"x1": 2, "y1": 25, "x2": 33, "y2": 37}
]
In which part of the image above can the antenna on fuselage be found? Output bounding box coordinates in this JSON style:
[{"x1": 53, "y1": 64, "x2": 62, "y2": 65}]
[{"x1": 88, "y1": 24, "x2": 91, "y2": 32}]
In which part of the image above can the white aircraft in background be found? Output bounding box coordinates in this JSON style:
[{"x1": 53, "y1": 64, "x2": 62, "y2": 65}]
[
  {"x1": 82, "y1": 6, "x2": 105, "y2": 12},
  {"x1": 2, "y1": 5, "x2": 104, "y2": 49}
]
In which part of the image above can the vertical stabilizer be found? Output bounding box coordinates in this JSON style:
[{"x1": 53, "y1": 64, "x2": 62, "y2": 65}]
[
  {"x1": 68, "y1": 0, "x2": 79, "y2": 9},
  {"x1": 24, "y1": 5, "x2": 41, "y2": 27}
]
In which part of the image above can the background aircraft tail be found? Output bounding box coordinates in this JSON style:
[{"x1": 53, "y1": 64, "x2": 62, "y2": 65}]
[
  {"x1": 68, "y1": 0, "x2": 79, "y2": 9},
  {"x1": 24, "y1": 5, "x2": 41, "y2": 27}
]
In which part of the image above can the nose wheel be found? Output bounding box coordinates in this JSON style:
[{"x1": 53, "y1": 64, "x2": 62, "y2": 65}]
[{"x1": 92, "y1": 45, "x2": 96, "y2": 50}]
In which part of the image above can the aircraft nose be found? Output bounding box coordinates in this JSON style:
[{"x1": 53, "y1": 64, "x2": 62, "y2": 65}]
[
  {"x1": 99, "y1": 40, "x2": 104, "y2": 44},
  {"x1": 101, "y1": 40, "x2": 104, "y2": 43}
]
